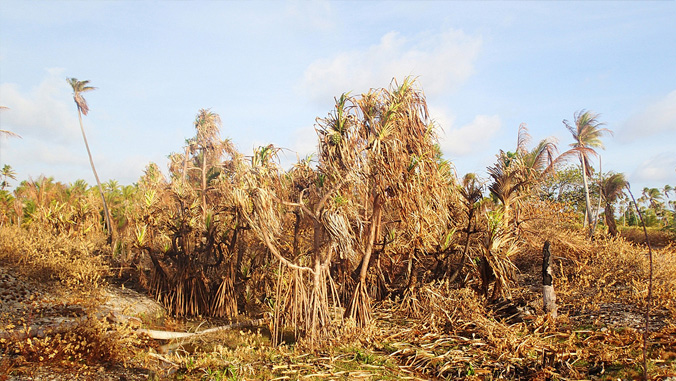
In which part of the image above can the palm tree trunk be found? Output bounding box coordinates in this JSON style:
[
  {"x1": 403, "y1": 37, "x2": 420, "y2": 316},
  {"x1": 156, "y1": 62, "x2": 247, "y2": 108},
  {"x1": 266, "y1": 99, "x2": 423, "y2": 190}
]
[
  {"x1": 590, "y1": 158, "x2": 603, "y2": 234},
  {"x1": 604, "y1": 203, "x2": 618, "y2": 236},
  {"x1": 580, "y1": 157, "x2": 594, "y2": 237},
  {"x1": 77, "y1": 109, "x2": 112, "y2": 240}
]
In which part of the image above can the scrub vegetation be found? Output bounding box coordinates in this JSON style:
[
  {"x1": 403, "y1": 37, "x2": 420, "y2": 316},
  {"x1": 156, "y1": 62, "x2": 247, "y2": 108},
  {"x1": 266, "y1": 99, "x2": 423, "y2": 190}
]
[{"x1": 0, "y1": 78, "x2": 674, "y2": 380}]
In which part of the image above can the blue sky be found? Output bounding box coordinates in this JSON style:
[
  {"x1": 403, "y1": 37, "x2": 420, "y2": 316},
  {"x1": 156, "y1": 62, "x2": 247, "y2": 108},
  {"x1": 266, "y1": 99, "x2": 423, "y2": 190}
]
[{"x1": 1, "y1": 1, "x2": 675, "y2": 194}]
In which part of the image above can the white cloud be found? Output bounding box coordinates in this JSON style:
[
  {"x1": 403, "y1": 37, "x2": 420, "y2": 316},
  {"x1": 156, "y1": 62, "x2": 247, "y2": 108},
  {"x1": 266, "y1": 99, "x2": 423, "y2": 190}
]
[
  {"x1": 630, "y1": 151, "x2": 676, "y2": 185},
  {"x1": 284, "y1": 0, "x2": 334, "y2": 32},
  {"x1": 620, "y1": 90, "x2": 676, "y2": 141},
  {"x1": 290, "y1": 124, "x2": 318, "y2": 160},
  {"x1": 101, "y1": 154, "x2": 156, "y2": 185},
  {"x1": 0, "y1": 68, "x2": 80, "y2": 143},
  {"x1": 438, "y1": 114, "x2": 502, "y2": 157},
  {"x1": 428, "y1": 104, "x2": 455, "y2": 134},
  {"x1": 300, "y1": 29, "x2": 482, "y2": 103}
]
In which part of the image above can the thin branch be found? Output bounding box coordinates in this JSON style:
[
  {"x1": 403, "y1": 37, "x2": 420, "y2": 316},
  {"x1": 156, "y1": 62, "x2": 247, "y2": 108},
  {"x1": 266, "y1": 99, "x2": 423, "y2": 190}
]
[{"x1": 261, "y1": 232, "x2": 314, "y2": 274}]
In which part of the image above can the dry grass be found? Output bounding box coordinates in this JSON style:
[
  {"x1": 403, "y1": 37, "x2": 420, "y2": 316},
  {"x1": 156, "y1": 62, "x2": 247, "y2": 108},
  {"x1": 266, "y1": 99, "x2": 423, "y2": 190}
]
[
  {"x1": 1, "y1": 220, "x2": 675, "y2": 379},
  {"x1": 0, "y1": 314, "x2": 148, "y2": 375},
  {"x1": 122, "y1": 234, "x2": 675, "y2": 379},
  {"x1": 0, "y1": 226, "x2": 152, "y2": 378},
  {"x1": 620, "y1": 226, "x2": 676, "y2": 248},
  {"x1": 0, "y1": 225, "x2": 109, "y2": 290}
]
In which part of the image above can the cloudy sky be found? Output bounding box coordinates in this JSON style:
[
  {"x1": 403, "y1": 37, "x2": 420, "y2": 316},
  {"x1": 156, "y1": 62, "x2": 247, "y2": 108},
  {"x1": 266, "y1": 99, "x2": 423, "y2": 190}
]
[{"x1": 1, "y1": 1, "x2": 675, "y2": 193}]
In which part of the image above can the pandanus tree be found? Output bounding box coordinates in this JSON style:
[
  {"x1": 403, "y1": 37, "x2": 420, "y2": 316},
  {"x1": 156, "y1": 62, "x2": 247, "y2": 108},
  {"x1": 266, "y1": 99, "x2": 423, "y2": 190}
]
[
  {"x1": 315, "y1": 78, "x2": 452, "y2": 325},
  {"x1": 600, "y1": 173, "x2": 627, "y2": 236},
  {"x1": 487, "y1": 124, "x2": 558, "y2": 232},
  {"x1": 562, "y1": 110, "x2": 612, "y2": 237},
  {"x1": 447, "y1": 173, "x2": 483, "y2": 285},
  {"x1": 67, "y1": 78, "x2": 112, "y2": 241},
  {"x1": 483, "y1": 124, "x2": 561, "y2": 299},
  {"x1": 127, "y1": 109, "x2": 245, "y2": 318},
  {"x1": 194, "y1": 109, "x2": 225, "y2": 217},
  {"x1": 230, "y1": 98, "x2": 361, "y2": 342}
]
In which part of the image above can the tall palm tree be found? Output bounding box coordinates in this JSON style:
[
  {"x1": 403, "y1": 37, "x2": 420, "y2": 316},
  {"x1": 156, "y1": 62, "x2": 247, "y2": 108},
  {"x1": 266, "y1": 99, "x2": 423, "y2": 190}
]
[
  {"x1": 67, "y1": 78, "x2": 112, "y2": 239},
  {"x1": 663, "y1": 185, "x2": 673, "y2": 199},
  {"x1": 563, "y1": 110, "x2": 612, "y2": 237},
  {"x1": 600, "y1": 173, "x2": 627, "y2": 236}
]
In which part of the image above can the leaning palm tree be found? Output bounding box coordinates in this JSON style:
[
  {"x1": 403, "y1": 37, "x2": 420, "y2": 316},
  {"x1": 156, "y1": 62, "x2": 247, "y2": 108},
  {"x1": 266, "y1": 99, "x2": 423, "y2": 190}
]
[
  {"x1": 0, "y1": 130, "x2": 20, "y2": 138},
  {"x1": 600, "y1": 173, "x2": 627, "y2": 236},
  {"x1": 563, "y1": 110, "x2": 612, "y2": 237},
  {"x1": 67, "y1": 78, "x2": 112, "y2": 240},
  {"x1": 662, "y1": 185, "x2": 672, "y2": 199},
  {"x1": 641, "y1": 187, "x2": 663, "y2": 210}
]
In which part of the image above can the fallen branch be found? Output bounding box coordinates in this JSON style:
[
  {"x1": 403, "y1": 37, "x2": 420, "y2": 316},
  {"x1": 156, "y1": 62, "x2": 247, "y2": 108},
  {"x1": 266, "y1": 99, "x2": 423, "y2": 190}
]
[{"x1": 138, "y1": 318, "x2": 266, "y2": 340}]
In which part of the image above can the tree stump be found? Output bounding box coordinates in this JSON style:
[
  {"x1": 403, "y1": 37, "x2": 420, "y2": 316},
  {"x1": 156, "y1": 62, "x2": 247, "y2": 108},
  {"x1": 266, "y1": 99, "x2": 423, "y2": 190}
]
[{"x1": 542, "y1": 240, "x2": 557, "y2": 318}]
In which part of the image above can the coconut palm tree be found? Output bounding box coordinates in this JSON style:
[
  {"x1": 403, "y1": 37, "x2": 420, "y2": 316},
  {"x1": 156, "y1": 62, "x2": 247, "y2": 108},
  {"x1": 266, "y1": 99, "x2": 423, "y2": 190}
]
[
  {"x1": 0, "y1": 107, "x2": 17, "y2": 134},
  {"x1": 562, "y1": 110, "x2": 612, "y2": 237},
  {"x1": 640, "y1": 187, "x2": 666, "y2": 226},
  {"x1": 0, "y1": 129, "x2": 21, "y2": 138},
  {"x1": 67, "y1": 78, "x2": 112, "y2": 240},
  {"x1": 600, "y1": 173, "x2": 627, "y2": 236},
  {"x1": 0, "y1": 164, "x2": 17, "y2": 190},
  {"x1": 663, "y1": 185, "x2": 673, "y2": 199}
]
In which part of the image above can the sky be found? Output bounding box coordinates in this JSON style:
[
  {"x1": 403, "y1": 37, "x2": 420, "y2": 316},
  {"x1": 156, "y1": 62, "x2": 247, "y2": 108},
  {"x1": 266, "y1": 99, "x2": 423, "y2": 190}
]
[{"x1": 1, "y1": 1, "x2": 675, "y2": 194}]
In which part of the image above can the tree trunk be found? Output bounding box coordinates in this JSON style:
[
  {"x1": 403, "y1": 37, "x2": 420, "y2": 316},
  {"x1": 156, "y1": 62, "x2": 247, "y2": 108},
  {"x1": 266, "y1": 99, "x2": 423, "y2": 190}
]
[
  {"x1": 77, "y1": 109, "x2": 112, "y2": 242},
  {"x1": 201, "y1": 147, "x2": 207, "y2": 218},
  {"x1": 590, "y1": 158, "x2": 603, "y2": 234},
  {"x1": 580, "y1": 157, "x2": 594, "y2": 237},
  {"x1": 345, "y1": 194, "x2": 382, "y2": 324},
  {"x1": 542, "y1": 241, "x2": 557, "y2": 318},
  {"x1": 358, "y1": 195, "x2": 383, "y2": 283},
  {"x1": 182, "y1": 144, "x2": 190, "y2": 183},
  {"x1": 604, "y1": 203, "x2": 618, "y2": 236},
  {"x1": 448, "y1": 210, "x2": 475, "y2": 285}
]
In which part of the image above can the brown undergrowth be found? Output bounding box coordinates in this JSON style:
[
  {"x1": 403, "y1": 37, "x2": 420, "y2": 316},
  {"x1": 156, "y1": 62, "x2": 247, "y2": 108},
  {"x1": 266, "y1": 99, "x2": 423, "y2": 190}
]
[
  {"x1": 620, "y1": 226, "x2": 675, "y2": 248},
  {"x1": 1, "y1": 222, "x2": 675, "y2": 379},
  {"x1": 0, "y1": 226, "x2": 153, "y2": 378},
  {"x1": 0, "y1": 225, "x2": 108, "y2": 290}
]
